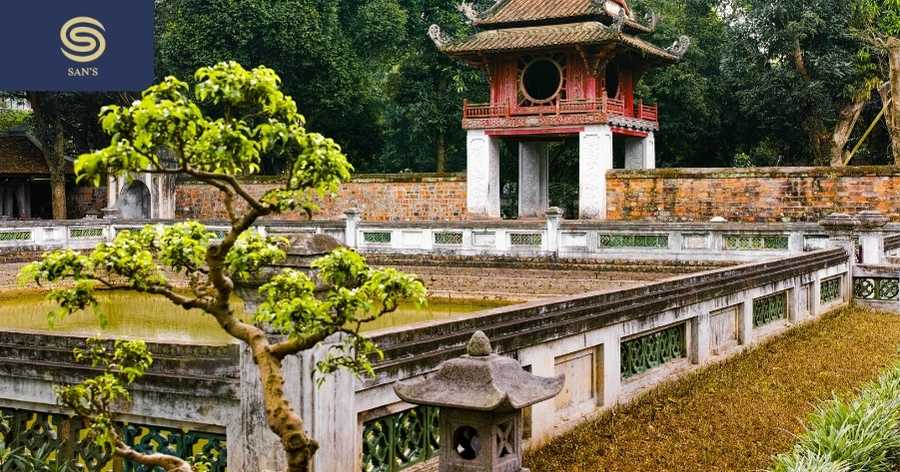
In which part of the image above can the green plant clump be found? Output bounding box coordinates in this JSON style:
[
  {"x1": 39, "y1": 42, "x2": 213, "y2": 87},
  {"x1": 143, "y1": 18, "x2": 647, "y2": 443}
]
[{"x1": 772, "y1": 360, "x2": 900, "y2": 472}]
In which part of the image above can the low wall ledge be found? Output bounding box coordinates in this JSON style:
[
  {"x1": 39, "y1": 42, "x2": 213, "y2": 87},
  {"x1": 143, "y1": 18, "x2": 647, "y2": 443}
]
[{"x1": 608, "y1": 165, "x2": 900, "y2": 179}]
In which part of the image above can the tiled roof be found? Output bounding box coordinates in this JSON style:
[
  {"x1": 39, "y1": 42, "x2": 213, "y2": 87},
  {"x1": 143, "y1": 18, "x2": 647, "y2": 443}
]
[
  {"x1": 476, "y1": 0, "x2": 600, "y2": 25},
  {"x1": 442, "y1": 22, "x2": 677, "y2": 61},
  {"x1": 475, "y1": 0, "x2": 646, "y2": 30},
  {"x1": 0, "y1": 135, "x2": 49, "y2": 175}
]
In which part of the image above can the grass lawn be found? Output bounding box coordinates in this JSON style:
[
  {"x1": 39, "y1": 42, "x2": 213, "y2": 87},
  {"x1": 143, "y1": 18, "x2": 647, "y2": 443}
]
[{"x1": 524, "y1": 306, "x2": 900, "y2": 472}]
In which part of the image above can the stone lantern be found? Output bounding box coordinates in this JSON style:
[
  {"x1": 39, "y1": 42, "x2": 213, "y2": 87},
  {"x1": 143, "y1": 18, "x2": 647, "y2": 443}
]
[{"x1": 394, "y1": 331, "x2": 564, "y2": 472}]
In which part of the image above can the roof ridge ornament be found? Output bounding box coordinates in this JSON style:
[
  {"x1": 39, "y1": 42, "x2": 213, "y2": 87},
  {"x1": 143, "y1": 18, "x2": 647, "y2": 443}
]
[
  {"x1": 612, "y1": 8, "x2": 626, "y2": 33},
  {"x1": 667, "y1": 35, "x2": 691, "y2": 59},
  {"x1": 644, "y1": 10, "x2": 660, "y2": 32},
  {"x1": 428, "y1": 24, "x2": 449, "y2": 49},
  {"x1": 458, "y1": 2, "x2": 481, "y2": 24}
]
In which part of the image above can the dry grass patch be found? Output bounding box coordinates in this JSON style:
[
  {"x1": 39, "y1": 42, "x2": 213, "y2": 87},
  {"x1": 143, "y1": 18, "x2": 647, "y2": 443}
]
[{"x1": 524, "y1": 306, "x2": 900, "y2": 472}]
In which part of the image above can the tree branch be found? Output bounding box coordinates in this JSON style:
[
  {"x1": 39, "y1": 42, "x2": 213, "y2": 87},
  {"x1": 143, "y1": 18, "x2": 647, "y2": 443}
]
[
  {"x1": 185, "y1": 168, "x2": 267, "y2": 213},
  {"x1": 269, "y1": 330, "x2": 333, "y2": 360},
  {"x1": 116, "y1": 440, "x2": 193, "y2": 472}
]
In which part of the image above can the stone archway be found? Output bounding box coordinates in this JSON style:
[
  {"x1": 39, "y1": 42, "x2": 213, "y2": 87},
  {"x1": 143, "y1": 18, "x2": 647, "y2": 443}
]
[{"x1": 117, "y1": 181, "x2": 151, "y2": 219}]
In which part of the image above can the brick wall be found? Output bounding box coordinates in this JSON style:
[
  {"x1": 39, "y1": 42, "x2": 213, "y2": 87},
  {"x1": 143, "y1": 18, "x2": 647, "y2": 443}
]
[
  {"x1": 607, "y1": 166, "x2": 900, "y2": 222},
  {"x1": 68, "y1": 185, "x2": 106, "y2": 219},
  {"x1": 175, "y1": 173, "x2": 467, "y2": 222}
]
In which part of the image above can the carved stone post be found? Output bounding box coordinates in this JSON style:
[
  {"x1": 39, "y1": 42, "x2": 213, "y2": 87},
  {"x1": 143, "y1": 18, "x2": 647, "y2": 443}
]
[
  {"x1": 820, "y1": 213, "x2": 860, "y2": 304},
  {"x1": 344, "y1": 208, "x2": 361, "y2": 249},
  {"x1": 857, "y1": 210, "x2": 889, "y2": 265},
  {"x1": 820, "y1": 213, "x2": 859, "y2": 260},
  {"x1": 545, "y1": 207, "x2": 563, "y2": 255}
]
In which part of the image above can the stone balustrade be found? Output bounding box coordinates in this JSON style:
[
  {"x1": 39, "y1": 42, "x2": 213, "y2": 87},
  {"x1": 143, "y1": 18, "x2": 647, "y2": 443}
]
[
  {"x1": 2, "y1": 212, "x2": 898, "y2": 264},
  {"x1": 0, "y1": 245, "x2": 855, "y2": 471},
  {"x1": 0, "y1": 211, "x2": 895, "y2": 470}
]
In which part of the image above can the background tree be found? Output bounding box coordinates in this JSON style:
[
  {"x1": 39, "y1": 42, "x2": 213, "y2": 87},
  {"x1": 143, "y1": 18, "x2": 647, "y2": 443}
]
[
  {"x1": 156, "y1": 0, "x2": 384, "y2": 172},
  {"x1": 19, "y1": 62, "x2": 426, "y2": 471},
  {"x1": 855, "y1": 0, "x2": 900, "y2": 163},
  {"x1": 365, "y1": 0, "x2": 491, "y2": 173},
  {"x1": 632, "y1": 0, "x2": 739, "y2": 167},
  {"x1": 0, "y1": 92, "x2": 124, "y2": 219},
  {"x1": 721, "y1": 0, "x2": 879, "y2": 166}
]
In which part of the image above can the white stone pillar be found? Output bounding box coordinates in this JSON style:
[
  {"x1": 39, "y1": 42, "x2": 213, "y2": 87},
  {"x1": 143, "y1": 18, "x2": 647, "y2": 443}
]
[
  {"x1": 545, "y1": 207, "x2": 563, "y2": 255},
  {"x1": 691, "y1": 313, "x2": 711, "y2": 365},
  {"x1": 466, "y1": 130, "x2": 501, "y2": 219},
  {"x1": 107, "y1": 175, "x2": 117, "y2": 209},
  {"x1": 3, "y1": 187, "x2": 14, "y2": 218},
  {"x1": 344, "y1": 208, "x2": 361, "y2": 248},
  {"x1": 14, "y1": 182, "x2": 27, "y2": 218},
  {"x1": 858, "y1": 211, "x2": 889, "y2": 265},
  {"x1": 518, "y1": 142, "x2": 549, "y2": 218},
  {"x1": 579, "y1": 125, "x2": 613, "y2": 220},
  {"x1": 21, "y1": 182, "x2": 31, "y2": 219},
  {"x1": 739, "y1": 301, "x2": 753, "y2": 345},
  {"x1": 624, "y1": 132, "x2": 656, "y2": 170}
]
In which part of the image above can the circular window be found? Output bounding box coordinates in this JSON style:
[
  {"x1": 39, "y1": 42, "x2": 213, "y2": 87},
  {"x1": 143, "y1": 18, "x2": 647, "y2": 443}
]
[
  {"x1": 521, "y1": 58, "x2": 563, "y2": 103},
  {"x1": 453, "y1": 426, "x2": 481, "y2": 460}
]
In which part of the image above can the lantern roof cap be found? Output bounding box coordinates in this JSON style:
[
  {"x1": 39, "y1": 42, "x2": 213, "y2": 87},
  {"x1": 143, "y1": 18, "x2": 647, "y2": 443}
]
[{"x1": 394, "y1": 331, "x2": 564, "y2": 412}]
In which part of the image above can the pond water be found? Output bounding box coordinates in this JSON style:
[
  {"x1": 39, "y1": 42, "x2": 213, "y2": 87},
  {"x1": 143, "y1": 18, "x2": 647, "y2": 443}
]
[{"x1": 0, "y1": 291, "x2": 509, "y2": 344}]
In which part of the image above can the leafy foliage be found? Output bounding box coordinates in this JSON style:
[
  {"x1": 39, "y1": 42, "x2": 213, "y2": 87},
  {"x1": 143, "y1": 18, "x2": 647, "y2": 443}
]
[
  {"x1": 54, "y1": 340, "x2": 153, "y2": 455},
  {"x1": 0, "y1": 109, "x2": 31, "y2": 133},
  {"x1": 855, "y1": 0, "x2": 900, "y2": 38}
]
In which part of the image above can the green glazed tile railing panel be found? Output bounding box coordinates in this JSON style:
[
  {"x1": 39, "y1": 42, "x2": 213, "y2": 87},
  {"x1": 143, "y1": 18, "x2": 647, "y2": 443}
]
[
  {"x1": 0, "y1": 407, "x2": 226, "y2": 471},
  {"x1": 753, "y1": 291, "x2": 787, "y2": 327},
  {"x1": 854, "y1": 278, "x2": 900, "y2": 301},
  {"x1": 509, "y1": 233, "x2": 542, "y2": 247},
  {"x1": 724, "y1": 234, "x2": 789, "y2": 251},
  {"x1": 820, "y1": 276, "x2": 842, "y2": 304},
  {"x1": 361, "y1": 406, "x2": 439, "y2": 472},
  {"x1": 69, "y1": 227, "x2": 104, "y2": 239},
  {"x1": 433, "y1": 232, "x2": 463, "y2": 246},
  {"x1": 0, "y1": 230, "x2": 32, "y2": 242},
  {"x1": 620, "y1": 323, "x2": 687, "y2": 380},
  {"x1": 363, "y1": 232, "x2": 392, "y2": 245},
  {"x1": 598, "y1": 233, "x2": 668, "y2": 249}
]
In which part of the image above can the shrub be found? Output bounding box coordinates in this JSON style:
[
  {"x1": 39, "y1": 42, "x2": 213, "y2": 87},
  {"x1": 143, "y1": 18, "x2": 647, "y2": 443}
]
[{"x1": 772, "y1": 361, "x2": 900, "y2": 472}]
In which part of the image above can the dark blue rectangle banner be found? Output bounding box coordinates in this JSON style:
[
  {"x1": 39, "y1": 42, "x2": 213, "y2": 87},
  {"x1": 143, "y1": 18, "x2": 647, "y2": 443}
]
[{"x1": 0, "y1": 1, "x2": 154, "y2": 91}]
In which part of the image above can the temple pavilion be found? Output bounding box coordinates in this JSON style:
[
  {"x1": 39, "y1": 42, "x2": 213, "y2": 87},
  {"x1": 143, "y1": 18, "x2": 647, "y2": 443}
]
[{"x1": 430, "y1": 0, "x2": 688, "y2": 219}]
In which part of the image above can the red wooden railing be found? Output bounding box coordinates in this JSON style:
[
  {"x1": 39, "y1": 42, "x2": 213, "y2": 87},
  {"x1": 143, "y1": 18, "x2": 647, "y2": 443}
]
[
  {"x1": 606, "y1": 97, "x2": 626, "y2": 117},
  {"x1": 462, "y1": 97, "x2": 659, "y2": 123},
  {"x1": 636, "y1": 100, "x2": 658, "y2": 122}
]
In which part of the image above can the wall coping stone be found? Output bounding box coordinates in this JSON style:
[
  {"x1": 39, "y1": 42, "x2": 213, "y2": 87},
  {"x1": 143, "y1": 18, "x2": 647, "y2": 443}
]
[
  {"x1": 608, "y1": 165, "x2": 900, "y2": 179},
  {"x1": 178, "y1": 172, "x2": 467, "y2": 185}
]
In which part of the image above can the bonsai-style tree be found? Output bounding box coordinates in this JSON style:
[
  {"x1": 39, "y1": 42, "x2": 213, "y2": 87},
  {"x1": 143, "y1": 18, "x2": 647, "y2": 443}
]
[{"x1": 18, "y1": 62, "x2": 426, "y2": 472}]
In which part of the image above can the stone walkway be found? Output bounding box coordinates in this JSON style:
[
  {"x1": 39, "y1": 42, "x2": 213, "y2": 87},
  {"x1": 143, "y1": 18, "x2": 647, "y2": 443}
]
[{"x1": 524, "y1": 307, "x2": 900, "y2": 472}]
